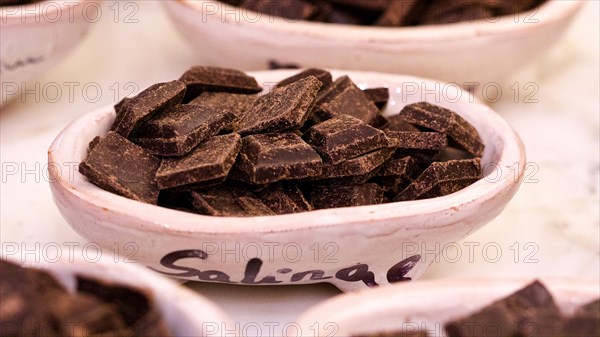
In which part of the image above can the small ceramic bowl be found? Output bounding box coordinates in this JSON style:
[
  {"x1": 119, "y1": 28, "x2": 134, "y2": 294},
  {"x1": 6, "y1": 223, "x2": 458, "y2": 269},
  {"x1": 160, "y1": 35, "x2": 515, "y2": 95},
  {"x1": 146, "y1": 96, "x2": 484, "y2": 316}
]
[
  {"x1": 48, "y1": 70, "x2": 525, "y2": 292},
  {"x1": 296, "y1": 278, "x2": 600, "y2": 336},
  {"x1": 162, "y1": 0, "x2": 583, "y2": 85},
  {"x1": 0, "y1": 0, "x2": 98, "y2": 105},
  {"x1": 2, "y1": 255, "x2": 232, "y2": 337}
]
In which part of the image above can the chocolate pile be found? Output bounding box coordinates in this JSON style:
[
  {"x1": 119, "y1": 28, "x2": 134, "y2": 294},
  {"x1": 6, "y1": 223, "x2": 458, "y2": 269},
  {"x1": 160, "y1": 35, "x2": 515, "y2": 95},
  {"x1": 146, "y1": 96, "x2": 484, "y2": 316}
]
[
  {"x1": 356, "y1": 281, "x2": 600, "y2": 337},
  {"x1": 220, "y1": 0, "x2": 548, "y2": 25},
  {"x1": 80, "y1": 66, "x2": 484, "y2": 216},
  {"x1": 0, "y1": 260, "x2": 173, "y2": 337}
]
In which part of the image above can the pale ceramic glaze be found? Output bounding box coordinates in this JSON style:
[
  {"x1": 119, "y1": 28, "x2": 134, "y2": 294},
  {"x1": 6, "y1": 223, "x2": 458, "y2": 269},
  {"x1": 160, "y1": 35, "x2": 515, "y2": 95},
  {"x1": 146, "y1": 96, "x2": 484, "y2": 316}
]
[
  {"x1": 48, "y1": 70, "x2": 526, "y2": 292},
  {"x1": 2, "y1": 255, "x2": 232, "y2": 337},
  {"x1": 162, "y1": 0, "x2": 583, "y2": 85},
  {"x1": 297, "y1": 278, "x2": 600, "y2": 336},
  {"x1": 0, "y1": 0, "x2": 97, "y2": 105}
]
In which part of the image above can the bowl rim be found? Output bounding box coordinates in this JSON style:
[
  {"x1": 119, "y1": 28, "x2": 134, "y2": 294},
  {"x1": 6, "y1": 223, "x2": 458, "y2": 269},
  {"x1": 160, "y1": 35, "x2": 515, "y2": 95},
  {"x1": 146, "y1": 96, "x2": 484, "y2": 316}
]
[
  {"x1": 168, "y1": 0, "x2": 584, "y2": 43},
  {"x1": 1, "y1": 254, "x2": 232, "y2": 336},
  {"x1": 48, "y1": 69, "x2": 526, "y2": 234},
  {"x1": 0, "y1": 0, "x2": 96, "y2": 24},
  {"x1": 296, "y1": 277, "x2": 600, "y2": 335}
]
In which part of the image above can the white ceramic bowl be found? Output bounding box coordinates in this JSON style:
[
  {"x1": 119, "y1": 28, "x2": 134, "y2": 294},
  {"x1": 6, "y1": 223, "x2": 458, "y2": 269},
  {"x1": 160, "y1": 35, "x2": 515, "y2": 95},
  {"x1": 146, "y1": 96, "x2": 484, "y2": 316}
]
[
  {"x1": 297, "y1": 278, "x2": 600, "y2": 336},
  {"x1": 163, "y1": 0, "x2": 583, "y2": 86},
  {"x1": 0, "y1": 0, "x2": 98, "y2": 105},
  {"x1": 2, "y1": 254, "x2": 232, "y2": 337},
  {"x1": 48, "y1": 70, "x2": 525, "y2": 292}
]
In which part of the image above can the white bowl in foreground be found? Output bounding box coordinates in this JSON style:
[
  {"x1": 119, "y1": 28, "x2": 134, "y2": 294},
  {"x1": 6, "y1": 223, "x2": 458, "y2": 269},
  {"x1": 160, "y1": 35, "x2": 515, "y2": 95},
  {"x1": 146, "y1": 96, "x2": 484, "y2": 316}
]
[
  {"x1": 48, "y1": 70, "x2": 526, "y2": 292},
  {"x1": 2, "y1": 255, "x2": 232, "y2": 337},
  {"x1": 0, "y1": 0, "x2": 98, "y2": 105},
  {"x1": 297, "y1": 278, "x2": 600, "y2": 336},
  {"x1": 163, "y1": 0, "x2": 583, "y2": 85}
]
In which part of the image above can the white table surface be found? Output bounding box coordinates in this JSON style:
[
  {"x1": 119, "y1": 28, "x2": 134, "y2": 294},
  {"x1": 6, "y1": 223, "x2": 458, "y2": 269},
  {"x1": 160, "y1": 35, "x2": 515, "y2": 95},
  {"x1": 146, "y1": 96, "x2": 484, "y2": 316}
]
[{"x1": 1, "y1": 1, "x2": 598, "y2": 335}]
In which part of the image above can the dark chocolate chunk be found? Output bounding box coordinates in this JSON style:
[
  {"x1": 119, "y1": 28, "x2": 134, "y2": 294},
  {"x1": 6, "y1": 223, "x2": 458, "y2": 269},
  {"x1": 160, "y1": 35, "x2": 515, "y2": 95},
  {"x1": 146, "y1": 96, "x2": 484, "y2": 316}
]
[
  {"x1": 399, "y1": 102, "x2": 484, "y2": 156},
  {"x1": 372, "y1": 156, "x2": 422, "y2": 195},
  {"x1": 232, "y1": 132, "x2": 323, "y2": 184},
  {"x1": 372, "y1": 114, "x2": 390, "y2": 129},
  {"x1": 79, "y1": 132, "x2": 161, "y2": 204},
  {"x1": 190, "y1": 185, "x2": 275, "y2": 216},
  {"x1": 189, "y1": 92, "x2": 258, "y2": 131},
  {"x1": 88, "y1": 136, "x2": 101, "y2": 152},
  {"x1": 238, "y1": 76, "x2": 322, "y2": 135},
  {"x1": 111, "y1": 97, "x2": 132, "y2": 132},
  {"x1": 268, "y1": 60, "x2": 301, "y2": 70},
  {"x1": 132, "y1": 104, "x2": 235, "y2": 156},
  {"x1": 375, "y1": 0, "x2": 418, "y2": 26},
  {"x1": 316, "y1": 147, "x2": 396, "y2": 184},
  {"x1": 439, "y1": 147, "x2": 477, "y2": 162},
  {"x1": 179, "y1": 66, "x2": 262, "y2": 101},
  {"x1": 113, "y1": 81, "x2": 186, "y2": 138},
  {"x1": 156, "y1": 134, "x2": 242, "y2": 190},
  {"x1": 445, "y1": 280, "x2": 561, "y2": 337},
  {"x1": 312, "y1": 76, "x2": 380, "y2": 125},
  {"x1": 385, "y1": 114, "x2": 420, "y2": 132},
  {"x1": 259, "y1": 182, "x2": 312, "y2": 214},
  {"x1": 240, "y1": 0, "x2": 317, "y2": 20},
  {"x1": 385, "y1": 130, "x2": 447, "y2": 163},
  {"x1": 310, "y1": 183, "x2": 384, "y2": 209},
  {"x1": 560, "y1": 300, "x2": 600, "y2": 337},
  {"x1": 303, "y1": 114, "x2": 389, "y2": 165},
  {"x1": 363, "y1": 87, "x2": 390, "y2": 109},
  {"x1": 157, "y1": 190, "x2": 196, "y2": 213},
  {"x1": 394, "y1": 159, "x2": 481, "y2": 201},
  {"x1": 277, "y1": 68, "x2": 333, "y2": 90}
]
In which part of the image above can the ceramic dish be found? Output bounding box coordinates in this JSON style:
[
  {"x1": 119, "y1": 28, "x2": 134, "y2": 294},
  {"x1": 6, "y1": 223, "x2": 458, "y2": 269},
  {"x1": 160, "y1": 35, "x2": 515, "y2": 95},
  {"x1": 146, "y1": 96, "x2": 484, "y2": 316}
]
[
  {"x1": 0, "y1": 0, "x2": 98, "y2": 105},
  {"x1": 296, "y1": 278, "x2": 600, "y2": 336},
  {"x1": 162, "y1": 0, "x2": 583, "y2": 86},
  {"x1": 48, "y1": 69, "x2": 526, "y2": 292},
  {"x1": 2, "y1": 254, "x2": 232, "y2": 337}
]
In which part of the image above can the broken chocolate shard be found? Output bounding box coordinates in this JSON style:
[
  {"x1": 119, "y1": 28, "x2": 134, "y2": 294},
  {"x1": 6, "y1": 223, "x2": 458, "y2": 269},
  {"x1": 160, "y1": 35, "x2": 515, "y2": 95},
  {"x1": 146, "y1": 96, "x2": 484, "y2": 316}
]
[
  {"x1": 312, "y1": 76, "x2": 380, "y2": 125},
  {"x1": 371, "y1": 156, "x2": 422, "y2": 195},
  {"x1": 363, "y1": 87, "x2": 390, "y2": 109},
  {"x1": 179, "y1": 66, "x2": 262, "y2": 101},
  {"x1": 79, "y1": 132, "x2": 161, "y2": 204},
  {"x1": 232, "y1": 132, "x2": 323, "y2": 184},
  {"x1": 310, "y1": 183, "x2": 384, "y2": 209},
  {"x1": 238, "y1": 76, "x2": 322, "y2": 135},
  {"x1": 156, "y1": 134, "x2": 242, "y2": 190},
  {"x1": 304, "y1": 114, "x2": 389, "y2": 165},
  {"x1": 190, "y1": 185, "x2": 275, "y2": 217},
  {"x1": 385, "y1": 130, "x2": 447, "y2": 163},
  {"x1": 132, "y1": 104, "x2": 235, "y2": 156},
  {"x1": 385, "y1": 114, "x2": 420, "y2": 132},
  {"x1": 276, "y1": 68, "x2": 333, "y2": 90},
  {"x1": 394, "y1": 159, "x2": 481, "y2": 201},
  {"x1": 189, "y1": 92, "x2": 258, "y2": 131},
  {"x1": 317, "y1": 147, "x2": 396, "y2": 183},
  {"x1": 259, "y1": 182, "x2": 312, "y2": 214},
  {"x1": 398, "y1": 102, "x2": 484, "y2": 156},
  {"x1": 113, "y1": 81, "x2": 186, "y2": 138}
]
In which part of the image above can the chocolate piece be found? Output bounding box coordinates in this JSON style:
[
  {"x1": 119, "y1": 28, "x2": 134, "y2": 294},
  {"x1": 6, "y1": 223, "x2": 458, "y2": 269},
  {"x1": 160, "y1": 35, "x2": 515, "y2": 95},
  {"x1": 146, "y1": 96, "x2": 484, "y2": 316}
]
[
  {"x1": 190, "y1": 185, "x2": 275, "y2": 216},
  {"x1": 189, "y1": 92, "x2": 258, "y2": 130},
  {"x1": 394, "y1": 159, "x2": 481, "y2": 201},
  {"x1": 259, "y1": 182, "x2": 312, "y2": 214},
  {"x1": 439, "y1": 147, "x2": 476, "y2": 162},
  {"x1": 156, "y1": 134, "x2": 242, "y2": 190},
  {"x1": 385, "y1": 115, "x2": 420, "y2": 132},
  {"x1": 363, "y1": 87, "x2": 389, "y2": 109},
  {"x1": 310, "y1": 183, "x2": 384, "y2": 209},
  {"x1": 240, "y1": 0, "x2": 317, "y2": 20},
  {"x1": 232, "y1": 132, "x2": 323, "y2": 184},
  {"x1": 375, "y1": 0, "x2": 418, "y2": 26},
  {"x1": 111, "y1": 97, "x2": 131, "y2": 132},
  {"x1": 113, "y1": 81, "x2": 186, "y2": 138},
  {"x1": 88, "y1": 136, "x2": 101, "y2": 152},
  {"x1": 304, "y1": 115, "x2": 389, "y2": 165},
  {"x1": 445, "y1": 281, "x2": 561, "y2": 337},
  {"x1": 179, "y1": 66, "x2": 262, "y2": 101},
  {"x1": 312, "y1": 76, "x2": 380, "y2": 125},
  {"x1": 316, "y1": 147, "x2": 395, "y2": 184},
  {"x1": 132, "y1": 105, "x2": 235, "y2": 156},
  {"x1": 277, "y1": 68, "x2": 333, "y2": 90},
  {"x1": 238, "y1": 76, "x2": 322, "y2": 135},
  {"x1": 157, "y1": 190, "x2": 196, "y2": 213},
  {"x1": 268, "y1": 60, "x2": 301, "y2": 70},
  {"x1": 560, "y1": 300, "x2": 600, "y2": 337},
  {"x1": 398, "y1": 102, "x2": 484, "y2": 156},
  {"x1": 372, "y1": 156, "x2": 421, "y2": 195},
  {"x1": 385, "y1": 130, "x2": 447, "y2": 163},
  {"x1": 79, "y1": 132, "x2": 161, "y2": 204},
  {"x1": 372, "y1": 114, "x2": 390, "y2": 129}
]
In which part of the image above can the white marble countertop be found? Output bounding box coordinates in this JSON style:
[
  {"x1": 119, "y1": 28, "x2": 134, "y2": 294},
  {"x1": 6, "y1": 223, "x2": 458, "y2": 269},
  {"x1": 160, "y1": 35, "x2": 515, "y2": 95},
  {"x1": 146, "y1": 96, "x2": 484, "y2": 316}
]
[{"x1": 1, "y1": 1, "x2": 598, "y2": 335}]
